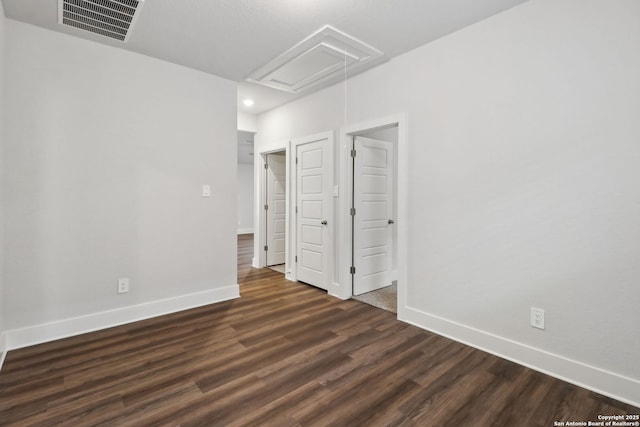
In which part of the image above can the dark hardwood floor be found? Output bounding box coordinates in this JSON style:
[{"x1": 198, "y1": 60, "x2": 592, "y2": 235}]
[{"x1": 1, "y1": 234, "x2": 637, "y2": 426}]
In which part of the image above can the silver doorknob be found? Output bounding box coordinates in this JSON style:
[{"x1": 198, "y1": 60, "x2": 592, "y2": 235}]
[
  {"x1": 321, "y1": 220, "x2": 328, "y2": 225},
  {"x1": 388, "y1": 219, "x2": 395, "y2": 224}
]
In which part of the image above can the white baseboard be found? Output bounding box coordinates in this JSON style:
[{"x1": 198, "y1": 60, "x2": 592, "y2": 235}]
[
  {"x1": 0, "y1": 332, "x2": 6, "y2": 372},
  {"x1": 390, "y1": 270, "x2": 398, "y2": 283},
  {"x1": 4, "y1": 285, "x2": 240, "y2": 351},
  {"x1": 237, "y1": 228, "x2": 254, "y2": 235},
  {"x1": 252, "y1": 257, "x2": 259, "y2": 268},
  {"x1": 328, "y1": 282, "x2": 350, "y2": 300},
  {"x1": 399, "y1": 305, "x2": 640, "y2": 408}
]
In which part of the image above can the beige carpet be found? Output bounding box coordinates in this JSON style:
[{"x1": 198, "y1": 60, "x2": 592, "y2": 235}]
[
  {"x1": 268, "y1": 264, "x2": 285, "y2": 274},
  {"x1": 353, "y1": 284, "x2": 397, "y2": 313}
]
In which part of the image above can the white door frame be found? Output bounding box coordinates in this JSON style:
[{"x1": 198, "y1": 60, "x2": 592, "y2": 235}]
[
  {"x1": 290, "y1": 131, "x2": 335, "y2": 290},
  {"x1": 338, "y1": 114, "x2": 408, "y2": 316},
  {"x1": 254, "y1": 143, "x2": 290, "y2": 276},
  {"x1": 265, "y1": 153, "x2": 287, "y2": 266}
]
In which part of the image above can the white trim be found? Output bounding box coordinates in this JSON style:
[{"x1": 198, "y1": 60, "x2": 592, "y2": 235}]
[
  {"x1": 285, "y1": 273, "x2": 296, "y2": 282},
  {"x1": 237, "y1": 227, "x2": 254, "y2": 235},
  {"x1": 390, "y1": 270, "x2": 398, "y2": 283},
  {"x1": 4, "y1": 285, "x2": 239, "y2": 351},
  {"x1": 400, "y1": 306, "x2": 640, "y2": 408},
  {"x1": 339, "y1": 114, "x2": 408, "y2": 302},
  {"x1": 257, "y1": 153, "x2": 267, "y2": 268},
  {"x1": 337, "y1": 130, "x2": 354, "y2": 300},
  {"x1": 284, "y1": 141, "x2": 293, "y2": 277},
  {"x1": 246, "y1": 25, "x2": 385, "y2": 94},
  {"x1": 328, "y1": 283, "x2": 348, "y2": 300},
  {"x1": 327, "y1": 281, "x2": 343, "y2": 299},
  {"x1": 0, "y1": 333, "x2": 6, "y2": 371}
]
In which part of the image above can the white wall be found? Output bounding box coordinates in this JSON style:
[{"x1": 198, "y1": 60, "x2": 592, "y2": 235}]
[
  {"x1": 2, "y1": 20, "x2": 238, "y2": 345},
  {"x1": 0, "y1": 1, "x2": 6, "y2": 360},
  {"x1": 237, "y1": 163, "x2": 254, "y2": 234},
  {"x1": 237, "y1": 112, "x2": 258, "y2": 133},
  {"x1": 237, "y1": 114, "x2": 257, "y2": 237},
  {"x1": 257, "y1": 0, "x2": 640, "y2": 405}
]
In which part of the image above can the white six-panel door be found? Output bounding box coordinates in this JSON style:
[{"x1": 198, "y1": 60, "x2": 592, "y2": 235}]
[
  {"x1": 296, "y1": 137, "x2": 331, "y2": 290},
  {"x1": 266, "y1": 153, "x2": 286, "y2": 266},
  {"x1": 353, "y1": 136, "x2": 393, "y2": 295}
]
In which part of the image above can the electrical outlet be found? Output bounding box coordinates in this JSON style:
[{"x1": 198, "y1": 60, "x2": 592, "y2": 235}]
[
  {"x1": 118, "y1": 278, "x2": 130, "y2": 294},
  {"x1": 530, "y1": 307, "x2": 545, "y2": 330},
  {"x1": 202, "y1": 185, "x2": 211, "y2": 197}
]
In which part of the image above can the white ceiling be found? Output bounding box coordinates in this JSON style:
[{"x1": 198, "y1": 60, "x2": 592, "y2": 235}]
[{"x1": 2, "y1": 0, "x2": 529, "y2": 114}]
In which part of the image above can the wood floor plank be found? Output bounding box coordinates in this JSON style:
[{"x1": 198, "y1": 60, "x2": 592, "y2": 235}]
[
  {"x1": 227, "y1": 380, "x2": 328, "y2": 427},
  {"x1": 0, "y1": 234, "x2": 637, "y2": 426}
]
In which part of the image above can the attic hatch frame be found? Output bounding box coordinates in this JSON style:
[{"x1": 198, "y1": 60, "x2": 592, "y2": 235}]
[
  {"x1": 246, "y1": 25, "x2": 385, "y2": 95},
  {"x1": 58, "y1": 0, "x2": 145, "y2": 43}
]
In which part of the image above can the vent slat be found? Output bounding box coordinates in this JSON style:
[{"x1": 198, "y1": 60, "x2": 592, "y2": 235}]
[
  {"x1": 111, "y1": 0, "x2": 138, "y2": 9},
  {"x1": 63, "y1": 12, "x2": 128, "y2": 35},
  {"x1": 85, "y1": 0, "x2": 136, "y2": 16},
  {"x1": 62, "y1": 18, "x2": 126, "y2": 41},
  {"x1": 59, "y1": 0, "x2": 143, "y2": 43},
  {"x1": 66, "y1": 0, "x2": 133, "y2": 22},
  {"x1": 64, "y1": 4, "x2": 131, "y2": 29}
]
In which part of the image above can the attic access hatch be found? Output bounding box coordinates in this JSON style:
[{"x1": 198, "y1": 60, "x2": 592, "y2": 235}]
[
  {"x1": 58, "y1": 0, "x2": 145, "y2": 43},
  {"x1": 247, "y1": 25, "x2": 385, "y2": 94}
]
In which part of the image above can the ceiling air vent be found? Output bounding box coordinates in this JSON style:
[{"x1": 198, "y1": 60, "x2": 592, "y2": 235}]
[
  {"x1": 247, "y1": 25, "x2": 385, "y2": 94},
  {"x1": 58, "y1": 0, "x2": 145, "y2": 43}
]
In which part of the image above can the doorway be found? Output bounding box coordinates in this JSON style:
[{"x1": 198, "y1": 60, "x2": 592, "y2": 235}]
[
  {"x1": 265, "y1": 151, "x2": 287, "y2": 273},
  {"x1": 339, "y1": 114, "x2": 407, "y2": 315},
  {"x1": 350, "y1": 127, "x2": 398, "y2": 312},
  {"x1": 237, "y1": 131, "x2": 255, "y2": 236}
]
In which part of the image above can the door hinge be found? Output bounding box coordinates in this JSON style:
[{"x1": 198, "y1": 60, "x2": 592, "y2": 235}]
[
  {"x1": 264, "y1": 204, "x2": 268, "y2": 210},
  {"x1": 295, "y1": 256, "x2": 298, "y2": 263},
  {"x1": 350, "y1": 266, "x2": 356, "y2": 275},
  {"x1": 350, "y1": 149, "x2": 356, "y2": 158},
  {"x1": 350, "y1": 208, "x2": 356, "y2": 216},
  {"x1": 264, "y1": 163, "x2": 269, "y2": 169},
  {"x1": 295, "y1": 157, "x2": 298, "y2": 164},
  {"x1": 264, "y1": 245, "x2": 268, "y2": 251},
  {"x1": 295, "y1": 206, "x2": 298, "y2": 214}
]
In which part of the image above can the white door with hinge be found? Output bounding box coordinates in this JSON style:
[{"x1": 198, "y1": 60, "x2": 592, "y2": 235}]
[
  {"x1": 295, "y1": 135, "x2": 332, "y2": 290},
  {"x1": 266, "y1": 153, "x2": 286, "y2": 266},
  {"x1": 353, "y1": 136, "x2": 394, "y2": 295}
]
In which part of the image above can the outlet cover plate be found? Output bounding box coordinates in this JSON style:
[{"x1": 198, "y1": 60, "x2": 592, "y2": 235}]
[
  {"x1": 118, "y1": 278, "x2": 130, "y2": 294},
  {"x1": 530, "y1": 307, "x2": 545, "y2": 330}
]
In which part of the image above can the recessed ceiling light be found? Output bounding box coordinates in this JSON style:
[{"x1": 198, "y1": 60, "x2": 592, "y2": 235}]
[{"x1": 243, "y1": 99, "x2": 255, "y2": 107}]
